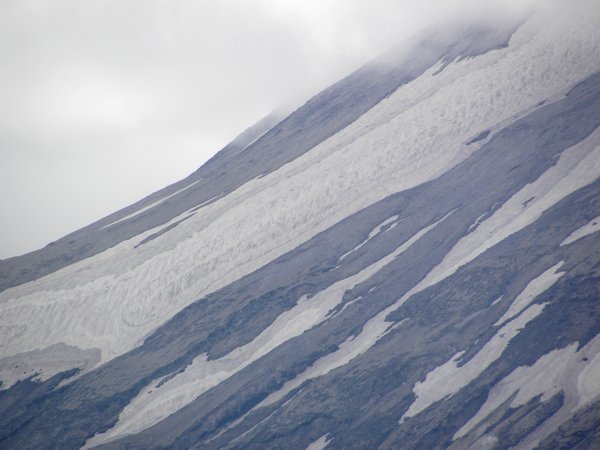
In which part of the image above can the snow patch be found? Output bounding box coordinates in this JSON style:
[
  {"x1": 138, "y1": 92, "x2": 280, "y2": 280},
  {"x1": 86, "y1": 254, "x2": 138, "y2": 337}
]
[
  {"x1": 495, "y1": 262, "x2": 564, "y2": 326},
  {"x1": 101, "y1": 178, "x2": 203, "y2": 229},
  {"x1": 255, "y1": 213, "x2": 452, "y2": 409},
  {"x1": 339, "y1": 215, "x2": 401, "y2": 261},
  {"x1": 0, "y1": 343, "x2": 100, "y2": 388},
  {"x1": 306, "y1": 434, "x2": 330, "y2": 450},
  {"x1": 2, "y1": 0, "x2": 599, "y2": 389},
  {"x1": 401, "y1": 303, "x2": 546, "y2": 422},
  {"x1": 467, "y1": 211, "x2": 489, "y2": 233},
  {"x1": 561, "y1": 215, "x2": 600, "y2": 246},
  {"x1": 400, "y1": 127, "x2": 600, "y2": 307},
  {"x1": 84, "y1": 223, "x2": 431, "y2": 446},
  {"x1": 453, "y1": 332, "x2": 600, "y2": 447}
]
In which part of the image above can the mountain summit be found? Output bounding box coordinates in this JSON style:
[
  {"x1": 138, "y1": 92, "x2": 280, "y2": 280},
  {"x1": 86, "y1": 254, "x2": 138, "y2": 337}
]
[{"x1": 2, "y1": 1, "x2": 600, "y2": 448}]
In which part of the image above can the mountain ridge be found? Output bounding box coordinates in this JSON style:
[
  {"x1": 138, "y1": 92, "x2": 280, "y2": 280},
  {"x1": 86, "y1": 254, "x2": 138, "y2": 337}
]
[{"x1": 1, "y1": 1, "x2": 600, "y2": 448}]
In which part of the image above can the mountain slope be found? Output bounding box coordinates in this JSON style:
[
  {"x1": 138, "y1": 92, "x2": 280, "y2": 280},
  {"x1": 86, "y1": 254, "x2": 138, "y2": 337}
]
[{"x1": 2, "y1": 1, "x2": 600, "y2": 449}]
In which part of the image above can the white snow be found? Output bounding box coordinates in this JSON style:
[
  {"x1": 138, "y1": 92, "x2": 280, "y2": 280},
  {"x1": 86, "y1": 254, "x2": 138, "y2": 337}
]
[
  {"x1": 203, "y1": 388, "x2": 305, "y2": 447},
  {"x1": 187, "y1": 192, "x2": 224, "y2": 212},
  {"x1": 576, "y1": 350, "x2": 600, "y2": 410},
  {"x1": 453, "y1": 332, "x2": 600, "y2": 447},
  {"x1": 85, "y1": 222, "x2": 434, "y2": 446},
  {"x1": 561, "y1": 215, "x2": 600, "y2": 246},
  {"x1": 254, "y1": 213, "x2": 452, "y2": 410},
  {"x1": 495, "y1": 262, "x2": 564, "y2": 326},
  {"x1": 400, "y1": 303, "x2": 547, "y2": 422},
  {"x1": 467, "y1": 211, "x2": 489, "y2": 233},
  {"x1": 1, "y1": 0, "x2": 599, "y2": 396},
  {"x1": 491, "y1": 296, "x2": 503, "y2": 306},
  {"x1": 472, "y1": 434, "x2": 498, "y2": 450},
  {"x1": 100, "y1": 178, "x2": 203, "y2": 229},
  {"x1": 225, "y1": 390, "x2": 304, "y2": 447},
  {"x1": 306, "y1": 434, "x2": 330, "y2": 450},
  {"x1": 0, "y1": 343, "x2": 99, "y2": 388},
  {"x1": 339, "y1": 215, "x2": 401, "y2": 261},
  {"x1": 258, "y1": 317, "x2": 409, "y2": 410},
  {"x1": 400, "y1": 126, "x2": 600, "y2": 307}
]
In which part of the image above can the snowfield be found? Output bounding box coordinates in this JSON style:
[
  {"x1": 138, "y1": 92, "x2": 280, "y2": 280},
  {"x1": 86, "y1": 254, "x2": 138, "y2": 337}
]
[{"x1": 1, "y1": 2, "x2": 600, "y2": 448}]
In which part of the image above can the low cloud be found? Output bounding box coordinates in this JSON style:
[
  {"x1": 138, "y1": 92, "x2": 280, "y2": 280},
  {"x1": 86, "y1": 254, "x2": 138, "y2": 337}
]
[{"x1": 0, "y1": 0, "x2": 545, "y2": 258}]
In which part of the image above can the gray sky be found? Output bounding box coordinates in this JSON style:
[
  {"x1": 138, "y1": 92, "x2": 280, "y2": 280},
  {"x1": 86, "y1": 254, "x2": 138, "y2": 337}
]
[{"x1": 0, "y1": 0, "x2": 537, "y2": 259}]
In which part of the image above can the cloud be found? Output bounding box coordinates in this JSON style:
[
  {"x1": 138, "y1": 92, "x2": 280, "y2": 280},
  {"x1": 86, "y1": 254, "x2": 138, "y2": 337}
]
[{"x1": 0, "y1": 0, "x2": 545, "y2": 258}]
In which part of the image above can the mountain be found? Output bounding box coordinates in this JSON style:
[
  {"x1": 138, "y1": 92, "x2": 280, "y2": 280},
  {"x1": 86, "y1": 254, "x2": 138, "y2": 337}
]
[{"x1": 2, "y1": 1, "x2": 600, "y2": 448}]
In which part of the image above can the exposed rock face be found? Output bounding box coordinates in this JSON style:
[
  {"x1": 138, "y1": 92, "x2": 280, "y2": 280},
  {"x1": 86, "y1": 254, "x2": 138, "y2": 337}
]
[{"x1": 1, "y1": 1, "x2": 600, "y2": 449}]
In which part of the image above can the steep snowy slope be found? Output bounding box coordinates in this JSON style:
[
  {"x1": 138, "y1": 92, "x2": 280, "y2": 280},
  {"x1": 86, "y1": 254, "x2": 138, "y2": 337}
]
[{"x1": 2, "y1": 1, "x2": 600, "y2": 449}]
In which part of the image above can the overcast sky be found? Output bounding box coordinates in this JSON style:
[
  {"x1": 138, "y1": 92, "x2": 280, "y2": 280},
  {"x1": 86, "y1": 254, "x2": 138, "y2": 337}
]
[{"x1": 0, "y1": 0, "x2": 538, "y2": 259}]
